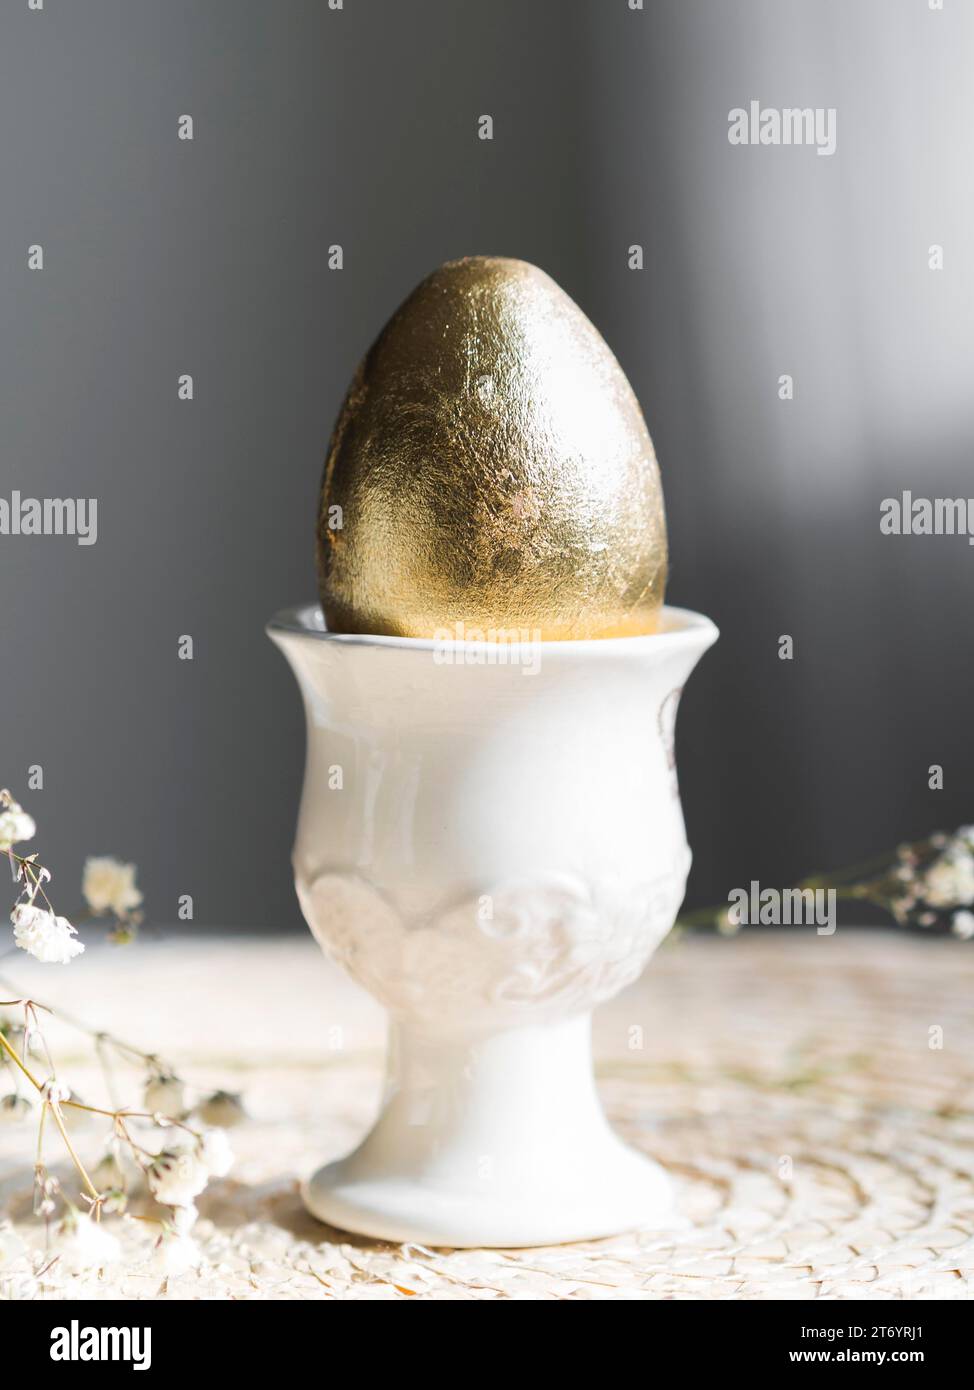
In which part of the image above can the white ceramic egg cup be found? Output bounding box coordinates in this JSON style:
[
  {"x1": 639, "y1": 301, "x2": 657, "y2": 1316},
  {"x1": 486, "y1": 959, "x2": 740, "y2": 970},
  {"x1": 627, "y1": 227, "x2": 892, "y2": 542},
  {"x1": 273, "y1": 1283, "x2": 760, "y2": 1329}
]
[{"x1": 269, "y1": 604, "x2": 717, "y2": 1248}]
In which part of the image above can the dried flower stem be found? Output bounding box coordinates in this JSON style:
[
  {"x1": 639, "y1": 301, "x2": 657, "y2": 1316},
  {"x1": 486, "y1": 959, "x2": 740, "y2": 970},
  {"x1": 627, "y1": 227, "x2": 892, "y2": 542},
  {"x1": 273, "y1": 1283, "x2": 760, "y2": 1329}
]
[
  {"x1": 678, "y1": 828, "x2": 974, "y2": 936},
  {"x1": 2, "y1": 791, "x2": 236, "y2": 1252},
  {"x1": 0, "y1": 1020, "x2": 200, "y2": 1214},
  {"x1": 7, "y1": 851, "x2": 56, "y2": 916},
  {"x1": 0, "y1": 972, "x2": 159, "y2": 1067},
  {"x1": 46, "y1": 1102, "x2": 99, "y2": 1202},
  {"x1": 0, "y1": 1026, "x2": 99, "y2": 1201}
]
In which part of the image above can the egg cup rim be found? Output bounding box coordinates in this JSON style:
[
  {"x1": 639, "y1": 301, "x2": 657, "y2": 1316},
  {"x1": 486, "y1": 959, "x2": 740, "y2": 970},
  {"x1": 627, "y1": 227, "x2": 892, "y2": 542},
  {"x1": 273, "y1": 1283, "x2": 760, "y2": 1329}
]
[{"x1": 267, "y1": 603, "x2": 718, "y2": 657}]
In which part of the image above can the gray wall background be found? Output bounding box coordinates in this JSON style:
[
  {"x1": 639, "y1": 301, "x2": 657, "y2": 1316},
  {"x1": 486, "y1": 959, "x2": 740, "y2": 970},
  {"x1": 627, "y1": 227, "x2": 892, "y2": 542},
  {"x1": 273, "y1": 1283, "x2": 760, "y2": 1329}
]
[{"x1": 1, "y1": 0, "x2": 972, "y2": 929}]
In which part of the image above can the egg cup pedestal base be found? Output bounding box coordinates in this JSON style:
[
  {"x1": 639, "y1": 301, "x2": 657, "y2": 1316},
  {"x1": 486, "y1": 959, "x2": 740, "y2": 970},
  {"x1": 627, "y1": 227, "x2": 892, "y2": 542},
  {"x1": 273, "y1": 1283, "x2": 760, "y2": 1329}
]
[{"x1": 302, "y1": 1015, "x2": 679, "y2": 1249}]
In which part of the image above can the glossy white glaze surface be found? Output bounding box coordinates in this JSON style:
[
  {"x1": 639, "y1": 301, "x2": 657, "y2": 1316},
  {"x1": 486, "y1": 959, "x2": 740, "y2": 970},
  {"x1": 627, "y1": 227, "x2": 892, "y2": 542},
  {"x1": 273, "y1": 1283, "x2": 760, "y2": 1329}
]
[{"x1": 269, "y1": 605, "x2": 717, "y2": 1245}]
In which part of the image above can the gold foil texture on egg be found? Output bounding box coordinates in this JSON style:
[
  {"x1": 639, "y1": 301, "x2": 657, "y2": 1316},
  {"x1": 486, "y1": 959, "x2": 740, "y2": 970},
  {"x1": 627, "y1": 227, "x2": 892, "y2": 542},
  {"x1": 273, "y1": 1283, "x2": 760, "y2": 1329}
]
[{"x1": 316, "y1": 256, "x2": 667, "y2": 640}]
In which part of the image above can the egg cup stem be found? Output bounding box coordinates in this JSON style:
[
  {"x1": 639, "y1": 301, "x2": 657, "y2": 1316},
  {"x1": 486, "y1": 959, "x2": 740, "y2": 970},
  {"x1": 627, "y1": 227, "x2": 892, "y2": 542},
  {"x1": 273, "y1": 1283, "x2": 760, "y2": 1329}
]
[{"x1": 303, "y1": 1015, "x2": 675, "y2": 1247}]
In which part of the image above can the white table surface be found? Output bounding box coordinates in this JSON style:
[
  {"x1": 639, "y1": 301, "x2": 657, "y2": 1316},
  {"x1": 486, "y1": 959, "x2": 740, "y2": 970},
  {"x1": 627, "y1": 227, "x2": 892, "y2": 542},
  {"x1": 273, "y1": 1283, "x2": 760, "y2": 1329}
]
[{"x1": 1, "y1": 929, "x2": 971, "y2": 1300}]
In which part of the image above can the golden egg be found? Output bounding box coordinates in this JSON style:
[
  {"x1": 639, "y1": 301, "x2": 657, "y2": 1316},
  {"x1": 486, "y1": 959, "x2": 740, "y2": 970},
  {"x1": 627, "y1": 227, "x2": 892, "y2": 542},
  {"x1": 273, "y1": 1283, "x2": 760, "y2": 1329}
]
[{"x1": 316, "y1": 256, "x2": 667, "y2": 640}]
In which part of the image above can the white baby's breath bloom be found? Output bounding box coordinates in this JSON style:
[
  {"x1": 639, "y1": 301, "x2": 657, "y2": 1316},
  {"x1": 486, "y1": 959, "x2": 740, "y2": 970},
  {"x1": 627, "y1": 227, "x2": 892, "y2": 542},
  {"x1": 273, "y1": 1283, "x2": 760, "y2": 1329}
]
[
  {"x1": 152, "y1": 1230, "x2": 202, "y2": 1276},
  {"x1": 0, "y1": 797, "x2": 35, "y2": 852},
  {"x1": 40, "y1": 1077, "x2": 71, "y2": 1105},
  {"x1": 91, "y1": 1154, "x2": 129, "y2": 1212},
  {"x1": 889, "y1": 895, "x2": 916, "y2": 925},
  {"x1": 0, "y1": 1094, "x2": 32, "y2": 1124},
  {"x1": 717, "y1": 903, "x2": 743, "y2": 936},
  {"x1": 198, "y1": 1127, "x2": 234, "y2": 1178},
  {"x1": 147, "y1": 1147, "x2": 209, "y2": 1207},
  {"x1": 951, "y1": 910, "x2": 974, "y2": 941},
  {"x1": 11, "y1": 905, "x2": 84, "y2": 964},
  {"x1": 35, "y1": 1174, "x2": 60, "y2": 1219},
  {"x1": 144, "y1": 1073, "x2": 186, "y2": 1120},
  {"x1": 92, "y1": 1149, "x2": 126, "y2": 1193},
  {"x1": 53, "y1": 1213, "x2": 121, "y2": 1273},
  {"x1": 196, "y1": 1089, "x2": 246, "y2": 1128},
  {"x1": 171, "y1": 1203, "x2": 198, "y2": 1234},
  {"x1": 922, "y1": 848, "x2": 974, "y2": 909},
  {"x1": 82, "y1": 856, "x2": 142, "y2": 917}
]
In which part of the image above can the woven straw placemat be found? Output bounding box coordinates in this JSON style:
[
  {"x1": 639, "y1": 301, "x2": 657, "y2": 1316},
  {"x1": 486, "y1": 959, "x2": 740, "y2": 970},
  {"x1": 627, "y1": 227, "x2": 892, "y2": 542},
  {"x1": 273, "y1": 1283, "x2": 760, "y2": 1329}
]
[{"x1": 1, "y1": 930, "x2": 971, "y2": 1300}]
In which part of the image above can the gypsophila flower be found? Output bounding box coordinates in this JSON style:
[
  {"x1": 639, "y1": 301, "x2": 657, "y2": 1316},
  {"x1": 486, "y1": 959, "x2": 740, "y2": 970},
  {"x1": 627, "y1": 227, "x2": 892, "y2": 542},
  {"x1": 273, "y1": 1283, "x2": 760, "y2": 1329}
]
[
  {"x1": 171, "y1": 1203, "x2": 198, "y2": 1234},
  {"x1": 951, "y1": 910, "x2": 974, "y2": 941},
  {"x1": 82, "y1": 856, "x2": 142, "y2": 917},
  {"x1": 196, "y1": 1089, "x2": 246, "y2": 1128},
  {"x1": 888, "y1": 896, "x2": 916, "y2": 924},
  {"x1": 0, "y1": 795, "x2": 35, "y2": 852},
  {"x1": 151, "y1": 1230, "x2": 202, "y2": 1276},
  {"x1": 13, "y1": 861, "x2": 50, "y2": 904},
  {"x1": 717, "y1": 903, "x2": 742, "y2": 937},
  {"x1": 40, "y1": 1077, "x2": 70, "y2": 1106},
  {"x1": 922, "y1": 845, "x2": 974, "y2": 908},
  {"x1": 91, "y1": 1150, "x2": 127, "y2": 1193},
  {"x1": 198, "y1": 1127, "x2": 234, "y2": 1178},
  {"x1": 34, "y1": 1173, "x2": 60, "y2": 1219},
  {"x1": 679, "y1": 823, "x2": 974, "y2": 939},
  {"x1": 53, "y1": 1213, "x2": 120, "y2": 1273},
  {"x1": 0, "y1": 788, "x2": 237, "y2": 1255},
  {"x1": 11, "y1": 903, "x2": 42, "y2": 930},
  {"x1": 11, "y1": 905, "x2": 84, "y2": 964},
  {"x1": 927, "y1": 853, "x2": 974, "y2": 905},
  {"x1": 0, "y1": 1094, "x2": 32, "y2": 1124},
  {"x1": 144, "y1": 1072, "x2": 186, "y2": 1120},
  {"x1": 147, "y1": 1148, "x2": 209, "y2": 1207}
]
